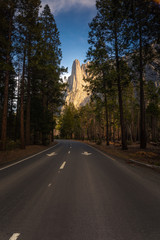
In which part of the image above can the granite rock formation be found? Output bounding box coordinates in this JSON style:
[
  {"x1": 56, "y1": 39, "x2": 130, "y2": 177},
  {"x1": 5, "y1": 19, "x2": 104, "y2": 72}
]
[
  {"x1": 65, "y1": 55, "x2": 160, "y2": 109},
  {"x1": 65, "y1": 59, "x2": 90, "y2": 108}
]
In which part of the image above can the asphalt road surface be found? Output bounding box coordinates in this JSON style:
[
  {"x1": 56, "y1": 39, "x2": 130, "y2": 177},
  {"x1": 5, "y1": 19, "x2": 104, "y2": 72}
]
[{"x1": 0, "y1": 140, "x2": 160, "y2": 240}]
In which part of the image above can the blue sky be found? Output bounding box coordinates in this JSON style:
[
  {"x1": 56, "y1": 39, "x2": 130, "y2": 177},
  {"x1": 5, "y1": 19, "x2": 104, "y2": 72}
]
[{"x1": 41, "y1": 0, "x2": 96, "y2": 78}]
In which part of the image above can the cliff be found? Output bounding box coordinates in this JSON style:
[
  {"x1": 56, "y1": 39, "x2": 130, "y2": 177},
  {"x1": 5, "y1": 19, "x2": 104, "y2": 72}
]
[
  {"x1": 65, "y1": 56, "x2": 160, "y2": 109},
  {"x1": 65, "y1": 59, "x2": 90, "y2": 108}
]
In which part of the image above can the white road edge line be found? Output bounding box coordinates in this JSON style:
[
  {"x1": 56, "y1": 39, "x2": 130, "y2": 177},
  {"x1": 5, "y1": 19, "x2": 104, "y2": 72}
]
[
  {"x1": 129, "y1": 158, "x2": 160, "y2": 169},
  {"x1": 60, "y1": 161, "x2": 66, "y2": 170},
  {"x1": 86, "y1": 142, "x2": 160, "y2": 170},
  {"x1": 9, "y1": 233, "x2": 20, "y2": 240},
  {"x1": 0, "y1": 143, "x2": 60, "y2": 171}
]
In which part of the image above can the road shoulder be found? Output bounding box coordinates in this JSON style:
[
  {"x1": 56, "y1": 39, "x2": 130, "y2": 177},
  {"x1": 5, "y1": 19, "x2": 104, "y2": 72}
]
[
  {"x1": 0, "y1": 142, "x2": 58, "y2": 168},
  {"x1": 84, "y1": 141, "x2": 160, "y2": 172}
]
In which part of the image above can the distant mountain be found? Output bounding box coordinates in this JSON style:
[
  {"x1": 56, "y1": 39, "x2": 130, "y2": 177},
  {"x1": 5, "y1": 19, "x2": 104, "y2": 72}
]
[
  {"x1": 65, "y1": 55, "x2": 160, "y2": 108},
  {"x1": 65, "y1": 59, "x2": 90, "y2": 108}
]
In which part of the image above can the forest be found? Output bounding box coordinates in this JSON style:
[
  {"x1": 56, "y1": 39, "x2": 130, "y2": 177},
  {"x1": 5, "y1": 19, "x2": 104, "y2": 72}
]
[
  {"x1": 0, "y1": 0, "x2": 160, "y2": 152},
  {"x1": 0, "y1": 0, "x2": 66, "y2": 150},
  {"x1": 58, "y1": 0, "x2": 160, "y2": 150}
]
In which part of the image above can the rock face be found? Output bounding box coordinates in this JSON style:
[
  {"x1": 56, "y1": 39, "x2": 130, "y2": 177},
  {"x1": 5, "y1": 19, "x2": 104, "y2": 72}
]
[
  {"x1": 65, "y1": 56, "x2": 160, "y2": 109},
  {"x1": 65, "y1": 59, "x2": 90, "y2": 108}
]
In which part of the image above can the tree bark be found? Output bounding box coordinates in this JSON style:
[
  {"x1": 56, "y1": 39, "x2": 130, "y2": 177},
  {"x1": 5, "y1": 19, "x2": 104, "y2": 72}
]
[
  {"x1": 26, "y1": 46, "x2": 31, "y2": 145},
  {"x1": 42, "y1": 83, "x2": 49, "y2": 145},
  {"x1": 114, "y1": 24, "x2": 128, "y2": 150},
  {"x1": 104, "y1": 93, "x2": 109, "y2": 145},
  {"x1": 103, "y1": 73, "x2": 109, "y2": 145},
  {"x1": 1, "y1": 65, "x2": 9, "y2": 150},
  {"x1": 113, "y1": 113, "x2": 115, "y2": 143},
  {"x1": 14, "y1": 63, "x2": 21, "y2": 142},
  {"x1": 139, "y1": 24, "x2": 146, "y2": 149},
  {"x1": 151, "y1": 116, "x2": 156, "y2": 142},
  {"x1": 0, "y1": 4, "x2": 14, "y2": 150},
  {"x1": 20, "y1": 49, "x2": 26, "y2": 149}
]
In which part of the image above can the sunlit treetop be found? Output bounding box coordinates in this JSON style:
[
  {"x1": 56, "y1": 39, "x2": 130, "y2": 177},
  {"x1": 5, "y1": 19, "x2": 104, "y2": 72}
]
[{"x1": 153, "y1": 0, "x2": 160, "y2": 4}]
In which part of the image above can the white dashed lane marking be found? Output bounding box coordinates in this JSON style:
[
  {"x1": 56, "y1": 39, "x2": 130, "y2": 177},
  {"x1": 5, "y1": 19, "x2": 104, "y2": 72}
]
[
  {"x1": 59, "y1": 162, "x2": 66, "y2": 170},
  {"x1": 9, "y1": 233, "x2": 20, "y2": 240}
]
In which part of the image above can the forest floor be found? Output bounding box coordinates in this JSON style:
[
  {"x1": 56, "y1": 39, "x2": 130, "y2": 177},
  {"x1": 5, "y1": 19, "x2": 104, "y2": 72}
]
[
  {"x1": 84, "y1": 140, "x2": 160, "y2": 169},
  {"x1": 0, "y1": 142, "x2": 57, "y2": 167}
]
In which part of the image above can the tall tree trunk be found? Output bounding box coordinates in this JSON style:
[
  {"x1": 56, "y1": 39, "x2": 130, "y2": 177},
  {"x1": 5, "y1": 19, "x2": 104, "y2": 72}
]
[
  {"x1": 104, "y1": 94, "x2": 109, "y2": 145},
  {"x1": 137, "y1": 112, "x2": 140, "y2": 141},
  {"x1": 51, "y1": 109, "x2": 54, "y2": 143},
  {"x1": 118, "y1": 125, "x2": 120, "y2": 141},
  {"x1": 42, "y1": 88, "x2": 47, "y2": 145},
  {"x1": 51, "y1": 129, "x2": 54, "y2": 142},
  {"x1": 151, "y1": 116, "x2": 156, "y2": 142},
  {"x1": 20, "y1": 49, "x2": 26, "y2": 149},
  {"x1": 113, "y1": 113, "x2": 115, "y2": 143},
  {"x1": 26, "y1": 47, "x2": 31, "y2": 145},
  {"x1": 139, "y1": 24, "x2": 146, "y2": 149},
  {"x1": 1, "y1": 65, "x2": 9, "y2": 151},
  {"x1": 114, "y1": 25, "x2": 128, "y2": 150},
  {"x1": 26, "y1": 82, "x2": 31, "y2": 145},
  {"x1": 0, "y1": 5, "x2": 13, "y2": 150},
  {"x1": 14, "y1": 67, "x2": 21, "y2": 141},
  {"x1": 103, "y1": 73, "x2": 109, "y2": 145}
]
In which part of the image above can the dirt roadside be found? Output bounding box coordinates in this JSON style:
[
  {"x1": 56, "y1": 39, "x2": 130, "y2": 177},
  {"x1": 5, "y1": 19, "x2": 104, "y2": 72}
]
[
  {"x1": 0, "y1": 142, "x2": 58, "y2": 167},
  {"x1": 84, "y1": 141, "x2": 160, "y2": 169}
]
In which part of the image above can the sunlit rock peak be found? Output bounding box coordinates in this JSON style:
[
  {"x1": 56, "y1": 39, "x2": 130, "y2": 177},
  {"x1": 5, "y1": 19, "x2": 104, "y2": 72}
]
[{"x1": 65, "y1": 59, "x2": 90, "y2": 108}]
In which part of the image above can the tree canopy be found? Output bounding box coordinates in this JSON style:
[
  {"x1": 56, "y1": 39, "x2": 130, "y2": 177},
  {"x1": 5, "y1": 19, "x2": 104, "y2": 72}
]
[{"x1": 0, "y1": 1, "x2": 66, "y2": 150}]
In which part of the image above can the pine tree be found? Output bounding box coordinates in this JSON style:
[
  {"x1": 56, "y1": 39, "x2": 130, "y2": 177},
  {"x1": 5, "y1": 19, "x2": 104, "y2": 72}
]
[
  {"x1": 25, "y1": 0, "x2": 41, "y2": 145},
  {"x1": 86, "y1": 19, "x2": 112, "y2": 145},
  {"x1": 0, "y1": 0, "x2": 17, "y2": 150},
  {"x1": 86, "y1": 0, "x2": 129, "y2": 149},
  {"x1": 20, "y1": 49, "x2": 25, "y2": 149},
  {"x1": 59, "y1": 104, "x2": 76, "y2": 139},
  {"x1": 16, "y1": 0, "x2": 41, "y2": 147},
  {"x1": 146, "y1": 80, "x2": 160, "y2": 142},
  {"x1": 33, "y1": 4, "x2": 66, "y2": 145},
  {"x1": 125, "y1": 0, "x2": 160, "y2": 148}
]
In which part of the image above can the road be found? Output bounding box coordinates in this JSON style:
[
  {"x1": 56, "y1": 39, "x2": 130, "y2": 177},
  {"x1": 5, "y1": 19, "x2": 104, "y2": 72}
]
[{"x1": 0, "y1": 140, "x2": 160, "y2": 240}]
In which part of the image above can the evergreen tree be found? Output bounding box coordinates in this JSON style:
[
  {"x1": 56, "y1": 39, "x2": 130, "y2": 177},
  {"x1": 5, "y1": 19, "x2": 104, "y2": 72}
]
[
  {"x1": 86, "y1": 22, "x2": 113, "y2": 145},
  {"x1": 59, "y1": 104, "x2": 77, "y2": 139},
  {"x1": 0, "y1": 1, "x2": 66, "y2": 150},
  {"x1": 125, "y1": 0, "x2": 160, "y2": 148},
  {"x1": 33, "y1": 4, "x2": 66, "y2": 145},
  {"x1": 146, "y1": 80, "x2": 160, "y2": 141},
  {"x1": 25, "y1": 0, "x2": 41, "y2": 145},
  {"x1": 16, "y1": 0, "x2": 41, "y2": 148},
  {"x1": 86, "y1": 0, "x2": 130, "y2": 149},
  {"x1": 0, "y1": 0, "x2": 17, "y2": 150}
]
